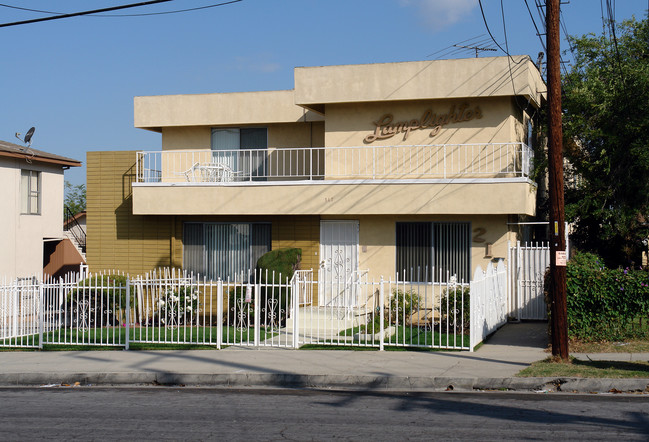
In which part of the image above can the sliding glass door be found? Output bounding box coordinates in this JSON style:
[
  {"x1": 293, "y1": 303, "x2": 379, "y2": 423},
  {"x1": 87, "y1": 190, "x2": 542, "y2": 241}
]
[{"x1": 211, "y1": 128, "x2": 267, "y2": 180}]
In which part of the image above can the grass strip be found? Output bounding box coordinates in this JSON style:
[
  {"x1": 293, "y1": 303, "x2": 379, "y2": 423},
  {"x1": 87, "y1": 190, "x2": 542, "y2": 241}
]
[{"x1": 518, "y1": 357, "x2": 649, "y2": 378}]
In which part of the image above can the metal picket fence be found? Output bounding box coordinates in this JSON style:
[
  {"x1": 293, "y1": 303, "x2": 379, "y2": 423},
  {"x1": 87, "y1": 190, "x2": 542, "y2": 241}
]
[
  {"x1": 507, "y1": 241, "x2": 550, "y2": 320},
  {"x1": 0, "y1": 264, "x2": 508, "y2": 351}
]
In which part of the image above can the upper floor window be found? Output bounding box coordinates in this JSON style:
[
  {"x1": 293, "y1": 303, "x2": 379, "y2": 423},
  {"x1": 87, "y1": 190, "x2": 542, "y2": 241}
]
[{"x1": 21, "y1": 170, "x2": 41, "y2": 215}]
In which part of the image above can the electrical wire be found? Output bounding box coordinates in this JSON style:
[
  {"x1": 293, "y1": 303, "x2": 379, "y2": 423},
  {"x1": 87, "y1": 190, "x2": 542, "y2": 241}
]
[
  {"x1": 477, "y1": 0, "x2": 525, "y2": 65},
  {"x1": 0, "y1": 0, "x2": 174, "y2": 27},
  {"x1": 0, "y1": 1, "x2": 241, "y2": 19},
  {"x1": 524, "y1": 0, "x2": 547, "y2": 54},
  {"x1": 606, "y1": 0, "x2": 625, "y2": 83},
  {"x1": 76, "y1": 0, "x2": 243, "y2": 17},
  {"x1": 500, "y1": 0, "x2": 532, "y2": 114}
]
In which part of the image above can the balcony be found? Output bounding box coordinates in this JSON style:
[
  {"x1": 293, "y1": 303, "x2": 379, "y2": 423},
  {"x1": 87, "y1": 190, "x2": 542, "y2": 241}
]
[
  {"x1": 136, "y1": 143, "x2": 533, "y2": 184},
  {"x1": 132, "y1": 144, "x2": 536, "y2": 217}
]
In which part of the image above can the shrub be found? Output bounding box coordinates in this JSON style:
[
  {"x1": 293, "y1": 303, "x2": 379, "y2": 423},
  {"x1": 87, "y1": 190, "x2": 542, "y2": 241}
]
[
  {"x1": 256, "y1": 248, "x2": 302, "y2": 283},
  {"x1": 559, "y1": 251, "x2": 649, "y2": 341},
  {"x1": 388, "y1": 289, "x2": 420, "y2": 324},
  {"x1": 67, "y1": 275, "x2": 130, "y2": 327},
  {"x1": 440, "y1": 286, "x2": 470, "y2": 333},
  {"x1": 153, "y1": 285, "x2": 200, "y2": 327},
  {"x1": 255, "y1": 248, "x2": 302, "y2": 327}
]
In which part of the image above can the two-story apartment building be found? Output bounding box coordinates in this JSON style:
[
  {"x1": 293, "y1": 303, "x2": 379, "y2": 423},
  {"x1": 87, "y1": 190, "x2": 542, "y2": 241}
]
[
  {"x1": 0, "y1": 140, "x2": 82, "y2": 281},
  {"x1": 87, "y1": 56, "x2": 544, "y2": 305}
]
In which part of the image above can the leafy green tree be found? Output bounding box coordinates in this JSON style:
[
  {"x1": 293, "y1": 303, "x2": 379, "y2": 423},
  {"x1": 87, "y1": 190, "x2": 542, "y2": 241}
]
[
  {"x1": 562, "y1": 17, "x2": 649, "y2": 266},
  {"x1": 64, "y1": 181, "x2": 86, "y2": 216}
]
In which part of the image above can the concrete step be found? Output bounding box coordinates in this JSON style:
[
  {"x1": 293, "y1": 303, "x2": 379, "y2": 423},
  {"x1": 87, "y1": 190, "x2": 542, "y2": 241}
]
[{"x1": 285, "y1": 306, "x2": 373, "y2": 333}]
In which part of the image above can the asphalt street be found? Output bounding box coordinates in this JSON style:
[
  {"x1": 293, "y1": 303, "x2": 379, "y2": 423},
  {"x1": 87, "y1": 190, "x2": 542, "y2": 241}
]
[{"x1": 1, "y1": 387, "x2": 647, "y2": 440}]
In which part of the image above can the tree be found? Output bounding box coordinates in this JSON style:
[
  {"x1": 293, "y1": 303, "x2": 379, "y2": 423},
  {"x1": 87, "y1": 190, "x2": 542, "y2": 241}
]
[
  {"x1": 64, "y1": 181, "x2": 86, "y2": 216},
  {"x1": 562, "y1": 17, "x2": 649, "y2": 267}
]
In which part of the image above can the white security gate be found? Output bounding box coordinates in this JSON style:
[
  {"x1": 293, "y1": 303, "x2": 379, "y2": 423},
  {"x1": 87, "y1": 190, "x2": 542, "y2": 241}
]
[
  {"x1": 319, "y1": 221, "x2": 359, "y2": 307},
  {"x1": 507, "y1": 241, "x2": 550, "y2": 320}
]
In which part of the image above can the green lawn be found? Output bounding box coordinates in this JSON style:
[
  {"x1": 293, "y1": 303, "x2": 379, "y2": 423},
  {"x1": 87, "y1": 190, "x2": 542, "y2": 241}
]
[
  {"x1": 518, "y1": 357, "x2": 649, "y2": 379},
  {"x1": 0, "y1": 325, "x2": 278, "y2": 350},
  {"x1": 336, "y1": 322, "x2": 470, "y2": 349}
]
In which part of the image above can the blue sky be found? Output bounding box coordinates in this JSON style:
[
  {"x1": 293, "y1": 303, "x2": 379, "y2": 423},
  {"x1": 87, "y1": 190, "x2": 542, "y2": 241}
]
[{"x1": 1, "y1": 0, "x2": 647, "y2": 187}]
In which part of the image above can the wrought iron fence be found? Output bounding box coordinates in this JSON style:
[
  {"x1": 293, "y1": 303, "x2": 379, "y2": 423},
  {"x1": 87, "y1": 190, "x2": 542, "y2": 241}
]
[{"x1": 0, "y1": 264, "x2": 508, "y2": 351}]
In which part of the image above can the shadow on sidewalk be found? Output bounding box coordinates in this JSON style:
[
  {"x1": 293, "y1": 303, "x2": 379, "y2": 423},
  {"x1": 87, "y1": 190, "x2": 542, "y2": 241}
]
[{"x1": 481, "y1": 321, "x2": 548, "y2": 349}]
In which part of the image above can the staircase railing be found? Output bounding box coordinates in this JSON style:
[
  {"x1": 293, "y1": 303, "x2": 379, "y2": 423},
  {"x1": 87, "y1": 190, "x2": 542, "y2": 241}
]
[{"x1": 64, "y1": 206, "x2": 86, "y2": 254}]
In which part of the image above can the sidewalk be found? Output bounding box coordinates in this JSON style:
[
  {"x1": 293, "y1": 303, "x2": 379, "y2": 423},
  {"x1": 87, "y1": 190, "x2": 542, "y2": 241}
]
[{"x1": 0, "y1": 322, "x2": 647, "y2": 393}]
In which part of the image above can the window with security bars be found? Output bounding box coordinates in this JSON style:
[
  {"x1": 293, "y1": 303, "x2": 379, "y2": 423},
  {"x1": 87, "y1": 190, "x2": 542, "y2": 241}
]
[
  {"x1": 183, "y1": 222, "x2": 271, "y2": 281},
  {"x1": 396, "y1": 222, "x2": 471, "y2": 283}
]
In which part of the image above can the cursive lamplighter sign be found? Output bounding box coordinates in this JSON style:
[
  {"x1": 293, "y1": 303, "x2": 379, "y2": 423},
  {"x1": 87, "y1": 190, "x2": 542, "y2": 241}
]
[{"x1": 363, "y1": 103, "x2": 483, "y2": 143}]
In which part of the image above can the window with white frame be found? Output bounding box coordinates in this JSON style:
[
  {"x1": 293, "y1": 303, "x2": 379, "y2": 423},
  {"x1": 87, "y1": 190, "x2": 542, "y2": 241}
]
[
  {"x1": 21, "y1": 169, "x2": 41, "y2": 215},
  {"x1": 183, "y1": 222, "x2": 271, "y2": 281},
  {"x1": 396, "y1": 222, "x2": 471, "y2": 283}
]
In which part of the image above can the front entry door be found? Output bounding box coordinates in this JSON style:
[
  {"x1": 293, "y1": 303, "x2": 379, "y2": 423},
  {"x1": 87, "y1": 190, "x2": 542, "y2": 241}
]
[{"x1": 319, "y1": 221, "x2": 359, "y2": 307}]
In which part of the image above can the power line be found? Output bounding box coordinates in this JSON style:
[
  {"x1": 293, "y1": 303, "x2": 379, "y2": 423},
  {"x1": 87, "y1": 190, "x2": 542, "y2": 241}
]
[
  {"x1": 427, "y1": 34, "x2": 495, "y2": 59},
  {"x1": 524, "y1": 0, "x2": 547, "y2": 54},
  {"x1": 0, "y1": 1, "x2": 242, "y2": 18},
  {"x1": 606, "y1": 0, "x2": 626, "y2": 83},
  {"x1": 477, "y1": 0, "x2": 525, "y2": 65},
  {"x1": 0, "y1": 0, "x2": 175, "y2": 28}
]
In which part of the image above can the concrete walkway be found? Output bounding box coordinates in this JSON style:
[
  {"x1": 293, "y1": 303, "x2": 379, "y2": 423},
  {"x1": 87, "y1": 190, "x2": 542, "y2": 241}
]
[{"x1": 0, "y1": 322, "x2": 647, "y2": 393}]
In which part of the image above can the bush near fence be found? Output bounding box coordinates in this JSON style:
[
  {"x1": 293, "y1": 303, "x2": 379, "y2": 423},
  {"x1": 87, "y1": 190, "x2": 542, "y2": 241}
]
[
  {"x1": 253, "y1": 248, "x2": 301, "y2": 327},
  {"x1": 67, "y1": 274, "x2": 130, "y2": 326},
  {"x1": 556, "y1": 251, "x2": 649, "y2": 341},
  {"x1": 441, "y1": 286, "x2": 470, "y2": 333}
]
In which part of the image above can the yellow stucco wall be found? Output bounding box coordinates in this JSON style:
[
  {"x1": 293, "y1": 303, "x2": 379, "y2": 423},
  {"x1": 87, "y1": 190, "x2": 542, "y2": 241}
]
[{"x1": 86, "y1": 151, "x2": 179, "y2": 275}]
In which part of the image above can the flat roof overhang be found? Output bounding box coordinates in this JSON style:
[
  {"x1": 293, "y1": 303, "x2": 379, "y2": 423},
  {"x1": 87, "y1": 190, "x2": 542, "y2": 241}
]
[
  {"x1": 134, "y1": 89, "x2": 324, "y2": 132},
  {"x1": 294, "y1": 56, "x2": 546, "y2": 114}
]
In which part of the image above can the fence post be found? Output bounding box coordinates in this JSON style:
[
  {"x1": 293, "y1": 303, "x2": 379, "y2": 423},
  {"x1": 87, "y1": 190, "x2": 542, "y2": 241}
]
[
  {"x1": 469, "y1": 277, "x2": 475, "y2": 352},
  {"x1": 379, "y1": 277, "x2": 385, "y2": 352},
  {"x1": 254, "y1": 282, "x2": 260, "y2": 346},
  {"x1": 216, "y1": 279, "x2": 223, "y2": 350},
  {"x1": 38, "y1": 281, "x2": 44, "y2": 350},
  {"x1": 517, "y1": 240, "x2": 522, "y2": 321},
  {"x1": 125, "y1": 278, "x2": 130, "y2": 351},
  {"x1": 292, "y1": 275, "x2": 299, "y2": 349}
]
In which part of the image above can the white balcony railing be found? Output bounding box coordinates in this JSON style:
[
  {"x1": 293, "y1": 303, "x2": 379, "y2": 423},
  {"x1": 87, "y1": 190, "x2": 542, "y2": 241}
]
[{"x1": 136, "y1": 143, "x2": 533, "y2": 184}]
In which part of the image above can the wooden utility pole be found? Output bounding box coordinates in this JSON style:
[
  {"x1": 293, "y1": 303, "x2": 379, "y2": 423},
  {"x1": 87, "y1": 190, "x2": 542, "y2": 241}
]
[{"x1": 546, "y1": 0, "x2": 569, "y2": 361}]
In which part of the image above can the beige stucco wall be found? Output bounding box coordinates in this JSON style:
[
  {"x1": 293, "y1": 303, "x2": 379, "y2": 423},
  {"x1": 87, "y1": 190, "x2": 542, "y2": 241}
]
[
  {"x1": 294, "y1": 56, "x2": 544, "y2": 113},
  {"x1": 135, "y1": 90, "x2": 324, "y2": 131},
  {"x1": 161, "y1": 122, "x2": 325, "y2": 151},
  {"x1": 132, "y1": 181, "x2": 536, "y2": 216},
  {"x1": 322, "y1": 214, "x2": 511, "y2": 282},
  {"x1": 0, "y1": 157, "x2": 66, "y2": 280},
  {"x1": 323, "y1": 97, "x2": 519, "y2": 147}
]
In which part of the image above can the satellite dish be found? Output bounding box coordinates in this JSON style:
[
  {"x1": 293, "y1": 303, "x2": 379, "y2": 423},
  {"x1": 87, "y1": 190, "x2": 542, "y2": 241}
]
[{"x1": 23, "y1": 127, "x2": 35, "y2": 145}]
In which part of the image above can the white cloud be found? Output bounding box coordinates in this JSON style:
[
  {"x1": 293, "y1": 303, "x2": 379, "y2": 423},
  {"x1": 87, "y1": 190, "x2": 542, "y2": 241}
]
[{"x1": 403, "y1": 0, "x2": 478, "y2": 30}]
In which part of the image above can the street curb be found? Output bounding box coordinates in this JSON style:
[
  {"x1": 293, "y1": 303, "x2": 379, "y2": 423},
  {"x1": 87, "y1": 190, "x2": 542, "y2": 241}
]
[{"x1": 0, "y1": 372, "x2": 648, "y2": 393}]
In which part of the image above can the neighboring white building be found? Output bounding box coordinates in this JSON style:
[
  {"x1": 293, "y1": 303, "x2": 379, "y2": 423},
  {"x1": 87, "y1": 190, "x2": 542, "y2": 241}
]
[{"x1": 0, "y1": 140, "x2": 82, "y2": 281}]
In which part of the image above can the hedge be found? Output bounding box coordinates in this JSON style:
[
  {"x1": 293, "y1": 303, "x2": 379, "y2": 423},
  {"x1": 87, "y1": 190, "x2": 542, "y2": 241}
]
[{"x1": 563, "y1": 251, "x2": 649, "y2": 341}]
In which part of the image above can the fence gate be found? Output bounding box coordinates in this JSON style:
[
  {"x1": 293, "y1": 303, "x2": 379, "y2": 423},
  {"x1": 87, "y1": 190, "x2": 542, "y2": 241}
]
[{"x1": 507, "y1": 241, "x2": 549, "y2": 320}]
